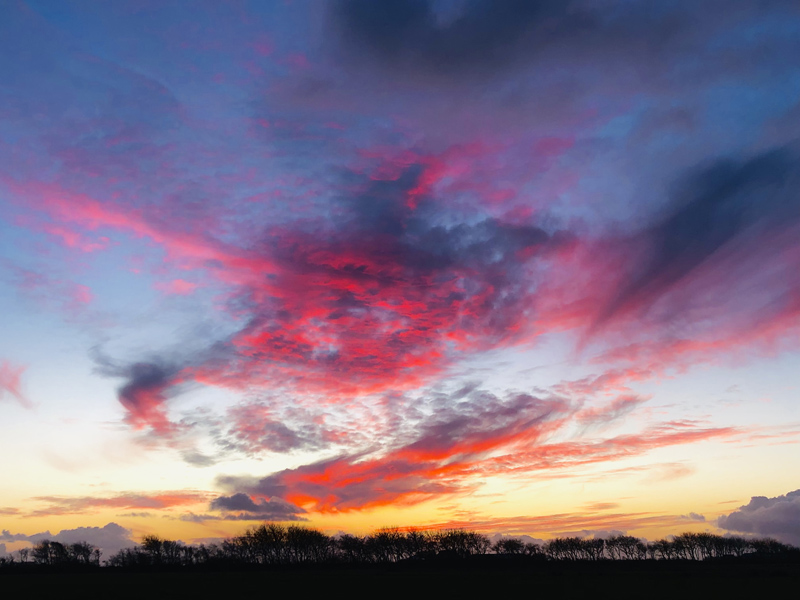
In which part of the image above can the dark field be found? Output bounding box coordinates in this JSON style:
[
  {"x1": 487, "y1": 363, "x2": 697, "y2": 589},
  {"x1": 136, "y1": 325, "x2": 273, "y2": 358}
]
[{"x1": 4, "y1": 561, "x2": 799, "y2": 598}]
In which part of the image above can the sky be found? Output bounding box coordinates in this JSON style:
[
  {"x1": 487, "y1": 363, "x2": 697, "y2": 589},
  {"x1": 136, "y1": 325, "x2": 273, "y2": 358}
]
[{"x1": 1, "y1": 0, "x2": 800, "y2": 557}]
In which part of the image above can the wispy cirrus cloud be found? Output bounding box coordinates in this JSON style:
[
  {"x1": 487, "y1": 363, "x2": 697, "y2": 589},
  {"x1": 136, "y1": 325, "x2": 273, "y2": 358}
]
[
  {"x1": 25, "y1": 491, "x2": 210, "y2": 518},
  {"x1": 406, "y1": 510, "x2": 710, "y2": 538},
  {"x1": 0, "y1": 360, "x2": 32, "y2": 409}
]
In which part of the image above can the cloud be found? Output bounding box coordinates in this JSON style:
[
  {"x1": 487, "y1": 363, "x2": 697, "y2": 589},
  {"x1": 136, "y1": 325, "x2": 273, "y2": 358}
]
[
  {"x1": 560, "y1": 529, "x2": 627, "y2": 540},
  {"x1": 595, "y1": 146, "x2": 800, "y2": 330},
  {"x1": 576, "y1": 395, "x2": 649, "y2": 431},
  {"x1": 115, "y1": 363, "x2": 180, "y2": 435},
  {"x1": 76, "y1": 159, "x2": 576, "y2": 422},
  {"x1": 222, "y1": 401, "x2": 331, "y2": 455},
  {"x1": 93, "y1": 356, "x2": 185, "y2": 436},
  {"x1": 582, "y1": 502, "x2": 620, "y2": 512},
  {"x1": 1, "y1": 1, "x2": 799, "y2": 530},
  {"x1": 4, "y1": 265, "x2": 93, "y2": 318},
  {"x1": 0, "y1": 2, "x2": 181, "y2": 187},
  {"x1": 208, "y1": 493, "x2": 307, "y2": 521},
  {"x1": 717, "y1": 489, "x2": 800, "y2": 546},
  {"x1": 0, "y1": 523, "x2": 134, "y2": 558},
  {"x1": 26, "y1": 492, "x2": 209, "y2": 517},
  {"x1": 415, "y1": 510, "x2": 704, "y2": 538},
  {"x1": 681, "y1": 512, "x2": 706, "y2": 522},
  {"x1": 214, "y1": 386, "x2": 743, "y2": 513},
  {"x1": 212, "y1": 165, "x2": 572, "y2": 395},
  {"x1": 332, "y1": 0, "x2": 590, "y2": 76},
  {"x1": 217, "y1": 389, "x2": 573, "y2": 512},
  {"x1": 489, "y1": 532, "x2": 544, "y2": 546},
  {"x1": 155, "y1": 279, "x2": 198, "y2": 296},
  {"x1": 0, "y1": 360, "x2": 31, "y2": 409}
]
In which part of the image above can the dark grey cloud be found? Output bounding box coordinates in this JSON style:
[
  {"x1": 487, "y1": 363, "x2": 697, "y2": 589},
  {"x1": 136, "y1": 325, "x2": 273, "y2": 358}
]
[
  {"x1": 94, "y1": 357, "x2": 182, "y2": 434},
  {"x1": 332, "y1": 0, "x2": 800, "y2": 81},
  {"x1": 718, "y1": 489, "x2": 800, "y2": 546},
  {"x1": 597, "y1": 145, "x2": 800, "y2": 326},
  {"x1": 333, "y1": 0, "x2": 592, "y2": 76},
  {"x1": 208, "y1": 493, "x2": 306, "y2": 521}
]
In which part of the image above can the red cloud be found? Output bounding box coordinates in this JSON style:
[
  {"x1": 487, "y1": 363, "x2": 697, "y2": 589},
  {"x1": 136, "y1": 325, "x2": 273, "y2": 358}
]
[
  {"x1": 6, "y1": 147, "x2": 800, "y2": 444},
  {"x1": 117, "y1": 363, "x2": 181, "y2": 436},
  {"x1": 216, "y1": 393, "x2": 742, "y2": 515}
]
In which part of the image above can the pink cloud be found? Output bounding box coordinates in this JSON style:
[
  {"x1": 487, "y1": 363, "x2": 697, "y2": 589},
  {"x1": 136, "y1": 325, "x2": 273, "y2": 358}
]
[
  {"x1": 0, "y1": 360, "x2": 32, "y2": 409},
  {"x1": 8, "y1": 266, "x2": 93, "y2": 316},
  {"x1": 26, "y1": 491, "x2": 210, "y2": 517},
  {"x1": 155, "y1": 279, "x2": 198, "y2": 295},
  {"x1": 41, "y1": 224, "x2": 110, "y2": 252}
]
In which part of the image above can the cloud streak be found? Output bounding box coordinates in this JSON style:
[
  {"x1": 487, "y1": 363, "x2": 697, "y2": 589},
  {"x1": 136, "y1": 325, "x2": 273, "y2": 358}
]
[
  {"x1": 25, "y1": 492, "x2": 209, "y2": 518},
  {"x1": 0, "y1": 360, "x2": 31, "y2": 409}
]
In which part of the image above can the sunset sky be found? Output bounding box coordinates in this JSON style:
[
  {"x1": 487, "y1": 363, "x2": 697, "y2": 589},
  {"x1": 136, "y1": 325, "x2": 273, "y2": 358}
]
[{"x1": 1, "y1": 0, "x2": 799, "y2": 558}]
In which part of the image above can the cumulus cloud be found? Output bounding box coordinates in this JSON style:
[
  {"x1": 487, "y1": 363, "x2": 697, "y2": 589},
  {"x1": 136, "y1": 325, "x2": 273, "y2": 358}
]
[
  {"x1": 680, "y1": 512, "x2": 706, "y2": 522},
  {"x1": 0, "y1": 523, "x2": 134, "y2": 558},
  {"x1": 717, "y1": 489, "x2": 800, "y2": 546}
]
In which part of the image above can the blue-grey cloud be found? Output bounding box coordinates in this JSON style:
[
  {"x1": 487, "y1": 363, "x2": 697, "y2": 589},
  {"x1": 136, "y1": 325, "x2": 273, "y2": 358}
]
[
  {"x1": 0, "y1": 523, "x2": 134, "y2": 558},
  {"x1": 718, "y1": 489, "x2": 800, "y2": 546},
  {"x1": 208, "y1": 493, "x2": 307, "y2": 521},
  {"x1": 597, "y1": 146, "x2": 800, "y2": 327}
]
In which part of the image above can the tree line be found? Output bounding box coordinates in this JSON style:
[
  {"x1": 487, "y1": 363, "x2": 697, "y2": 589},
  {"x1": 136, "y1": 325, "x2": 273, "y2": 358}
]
[{"x1": 2, "y1": 525, "x2": 796, "y2": 570}]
